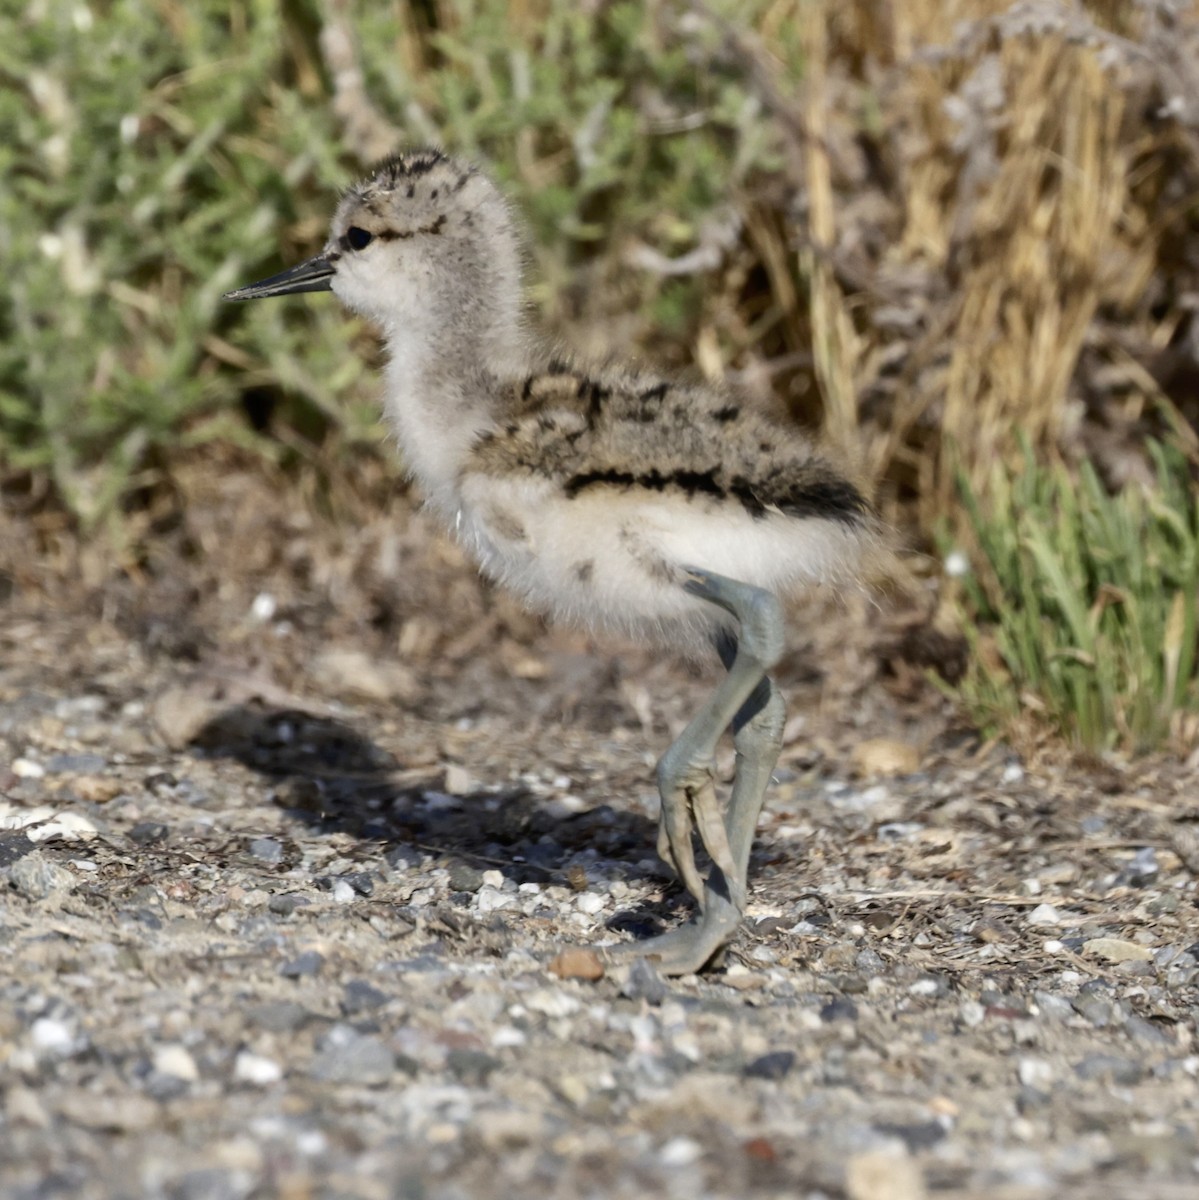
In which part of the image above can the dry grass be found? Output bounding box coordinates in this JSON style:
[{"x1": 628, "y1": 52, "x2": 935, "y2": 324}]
[{"x1": 705, "y1": 0, "x2": 1199, "y2": 523}]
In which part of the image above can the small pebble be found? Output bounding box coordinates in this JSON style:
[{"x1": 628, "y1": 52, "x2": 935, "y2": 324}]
[
  {"x1": 248, "y1": 838, "x2": 284, "y2": 864},
  {"x1": 247, "y1": 1001, "x2": 313, "y2": 1033},
  {"x1": 548, "y1": 949, "x2": 605, "y2": 981},
  {"x1": 268, "y1": 894, "x2": 309, "y2": 916},
  {"x1": 1026, "y1": 903, "x2": 1063, "y2": 927},
  {"x1": 659, "y1": 1136, "x2": 702, "y2": 1166},
  {"x1": 234, "y1": 1051, "x2": 283, "y2": 1086},
  {"x1": 446, "y1": 861, "x2": 484, "y2": 892},
  {"x1": 1017, "y1": 1057, "x2": 1054, "y2": 1089},
  {"x1": 1031, "y1": 991, "x2": 1074, "y2": 1020},
  {"x1": 1083, "y1": 937, "x2": 1153, "y2": 963},
  {"x1": 476, "y1": 886, "x2": 514, "y2": 914},
  {"x1": 9, "y1": 851, "x2": 74, "y2": 901},
  {"x1": 129, "y1": 822, "x2": 169, "y2": 846},
  {"x1": 744, "y1": 1051, "x2": 795, "y2": 1081},
  {"x1": 307, "y1": 1031, "x2": 395, "y2": 1085},
  {"x1": 446, "y1": 1048, "x2": 500, "y2": 1085},
  {"x1": 873, "y1": 1120, "x2": 947, "y2": 1151},
  {"x1": 341, "y1": 979, "x2": 389, "y2": 1015},
  {"x1": 44, "y1": 753, "x2": 107, "y2": 774},
  {"x1": 908, "y1": 974, "x2": 948, "y2": 998},
  {"x1": 1074, "y1": 1054, "x2": 1143, "y2": 1085},
  {"x1": 1071, "y1": 993, "x2": 1116, "y2": 1028},
  {"x1": 12, "y1": 758, "x2": 45, "y2": 779},
  {"x1": 621, "y1": 957, "x2": 667, "y2": 1005},
  {"x1": 1125, "y1": 1014, "x2": 1173, "y2": 1046},
  {"x1": 30, "y1": 1017, "x2": 76, "y2": 1056},
  {"x1": 153, "y1": 1044, "x2": 199, "y2": 1082},
  {"x1": 279, "y1": 950, "x2": 325, "y2": 978},
  {"x1": 820, "y1": 997, "x2": 858, "y2": 1022},
  {"x1": 250, "y1": 592, "x2": 277, "y2": 622}
]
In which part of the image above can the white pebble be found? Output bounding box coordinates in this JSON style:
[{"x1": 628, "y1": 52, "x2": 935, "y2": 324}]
[
  {"x1": 12, "y1": 758, "x2": 45, "y2": 779},
  {"x1": 1043, "y1": 939, "x2": 1065, "y2": 954},
  {"x1": 660, "y1": 1136, "x2": 702, "y2": 1166},
  {"x1": 35, "y1": 812, "x2": 99, "y2": 842},
  {"x1": 442, "y1": 764, "x2": 473, "y2": 795},
  {"x1": 154, "y1": 1044, "x2": 199, "y2": 1081},
  {"x1": 331, "y1": 880, "x2": 356, "y2": 904},
  {"x1": 30, "y1": 1018, "x2": 74, "y2": 1054},
  {"x1": 480, "y1": 869, "x2": 506, "y2": 889},
  {"x1": 959, "y1": 1001, "x2": 986, "y2": 1028},
  {"x1": 1002, "y1": 763, "x2": 1025, "y2": 784},
  {"x1": 576, "y1": 892, "x2": 605, "y2": 916},
  {"x1": 295, "y1": 1129, "x2": 327, "y2": 1156},
  {"x1": 476, "y1": 886, "x2": 514, "y2": 914},
  {"x1": 908, "y1": 977, "x2": 940, "y2": 996},
  {"x1": 490, "y1": 1026, "x2": 527, "y2": 1048},
  {"x1": 523, "y1": 989, "x2": 581, "y2": 1018},
  {"x1": 1026, "y1": 903, "x2": 1062, "y2": 926},
  {"x1": 234, "y1": 1052, "x2": 283, "y2": 1085},
  {"x1": 250, "y1": 592, "x2": 277, "y2": 622},
  {"x1": 1018, "y1": 1057, "x2": 1054, "y2": 1088}
]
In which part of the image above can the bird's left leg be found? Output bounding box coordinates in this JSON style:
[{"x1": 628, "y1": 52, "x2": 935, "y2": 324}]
[{"x1": 606, "y1": 566, "x2": 786, "y2": 974}]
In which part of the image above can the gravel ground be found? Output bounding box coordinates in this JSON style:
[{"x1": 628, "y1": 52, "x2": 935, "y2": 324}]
[{"x1": 2, "y1": 470, "x2": 1198, "y2": 1199}]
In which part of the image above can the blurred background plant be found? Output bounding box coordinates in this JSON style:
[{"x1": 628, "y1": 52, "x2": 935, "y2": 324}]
[
  {"x1": 945, "y1": 440, "x2": 1199, "y2": 754},
  {"x1": 3, "y1": 0, "x2": 1199, "y2": 752}
]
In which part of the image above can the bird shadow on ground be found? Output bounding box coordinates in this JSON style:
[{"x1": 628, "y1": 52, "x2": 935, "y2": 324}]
[{"x1": 188, "y1": 703, "x2": 690, "y2": 938}]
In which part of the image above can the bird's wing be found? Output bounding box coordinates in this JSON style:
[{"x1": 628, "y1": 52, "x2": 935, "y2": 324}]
[{"x1": 469, "y1": 362, "x2": 873, "y2": 527}]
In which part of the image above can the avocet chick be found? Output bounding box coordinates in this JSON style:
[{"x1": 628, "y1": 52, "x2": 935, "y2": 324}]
[{"x1": 226, "y1": 149, "x2": 881, "y2": 974}]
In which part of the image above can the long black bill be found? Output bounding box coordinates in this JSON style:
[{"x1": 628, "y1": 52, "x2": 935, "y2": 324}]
[{"x1": 223, "y1": 254, "x2": 336, "y2": 301}]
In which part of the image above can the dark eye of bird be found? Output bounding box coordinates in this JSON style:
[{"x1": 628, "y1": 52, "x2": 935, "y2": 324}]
[{"x1": 345, "y1": 226, "x2": 373, "y2": 251}]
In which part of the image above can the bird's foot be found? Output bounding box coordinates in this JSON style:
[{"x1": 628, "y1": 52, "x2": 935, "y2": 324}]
[
  {"x1": 598, "y1": 890, "x2": 742, "y2": 977},
  {"x1": 655, "y1": 757, "x2": 741, "y2": 910}
]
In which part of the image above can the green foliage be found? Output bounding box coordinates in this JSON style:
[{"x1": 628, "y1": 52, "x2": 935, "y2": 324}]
[
  {"x1": 1, "y1": 0, "x2": 798, "y2": 525},
  {"x1": 947, "y1": 442, "x2": 1199, "y2": 753}
]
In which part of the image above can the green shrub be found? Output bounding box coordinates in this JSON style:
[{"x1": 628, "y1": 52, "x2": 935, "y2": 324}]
[
  {"x1": 946, "y1": 441, "x2": 1199, "y2": 754},
  {"x1": 1, "y1": 0, "x2": 796, "y2": 525}
]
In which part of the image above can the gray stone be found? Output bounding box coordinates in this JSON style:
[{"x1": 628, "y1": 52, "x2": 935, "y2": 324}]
[
  {"x1": 342, "y1": 979, "x2": 389, "y2": 1015},
  {"x1": 246, "y1": 1001, "x2": 315, "y2": 1033},
  {"x1": 1074, "y1": 1054, "x2": 1143, "y2": 1085},
  {"x1": 279, "y1": 950, "x2": 324, "y2": 978},
  {"x1": 44, "y1": 753, "x2": 107, "y2": 774},
  {"x1": 621, "y1": 957, "x2": 667, "y2": 1005},
  {"x1": 1071, "y1": 993, "x2": 1117, "y2": 1028},
  {"x1": 8, "y1": 851, "x2": 73, "y2": 900},
  {"x1": 820, "y1": 997, "x2": 858, "y2": 1022},
  {"x1": 0, "y1": 832, "x2": 35, "y2": 869},
  {"x1": 129, "y1": 822, "x2": 169, "y2": 846},
  {"x1": 1125, "y1": 1014, "x2": 1173, "y2": 1047},
  {"x1": 446, "y1": 861, "x2": 485, "y2": 892},
  {"x1": 744, "y1": 1051, "x2": 796, "y2": 1081},
  {"x1": 1032, "y1": 990, "x2": 1075, "y2": 1020},
  {"x1": 446, "y1": 1048, "x2": 500, "y2": 1085},
  {"x1": 307, "y1": 1031, "x2": 395, "y2": 1085},
  {"x1": 248, "y1": 838, "x2": 284, "y2": 864}
]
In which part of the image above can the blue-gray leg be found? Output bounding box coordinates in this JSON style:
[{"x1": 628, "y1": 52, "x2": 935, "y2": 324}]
[{"x1": 605, "y1": 566, "x2": 786, "y2": 975}]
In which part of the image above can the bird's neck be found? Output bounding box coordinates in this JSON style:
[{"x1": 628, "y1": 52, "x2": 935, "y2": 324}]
[{"x1": 381, "y1": 301, "x2": 527, "y2": 519}]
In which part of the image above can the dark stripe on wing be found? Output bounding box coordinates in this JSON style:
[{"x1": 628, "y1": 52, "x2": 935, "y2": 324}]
[{"x1": 563, "y1": 465, "x2": 871, "y2": 525}]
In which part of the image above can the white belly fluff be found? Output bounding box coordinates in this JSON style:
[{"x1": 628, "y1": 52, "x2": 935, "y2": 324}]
[{"x1": 451, "y1": 473, "x2": 863, "y2": 652}]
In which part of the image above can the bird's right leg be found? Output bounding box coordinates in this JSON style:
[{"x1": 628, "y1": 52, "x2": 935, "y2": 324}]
[{"x1": 604, "y1": 566, "x2": 785, "y2": 974}]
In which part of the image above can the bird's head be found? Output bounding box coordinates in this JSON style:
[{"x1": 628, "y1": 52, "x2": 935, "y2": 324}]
[{"x1": 226, "y1": 149, "x2": 523, "y2": 348}]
